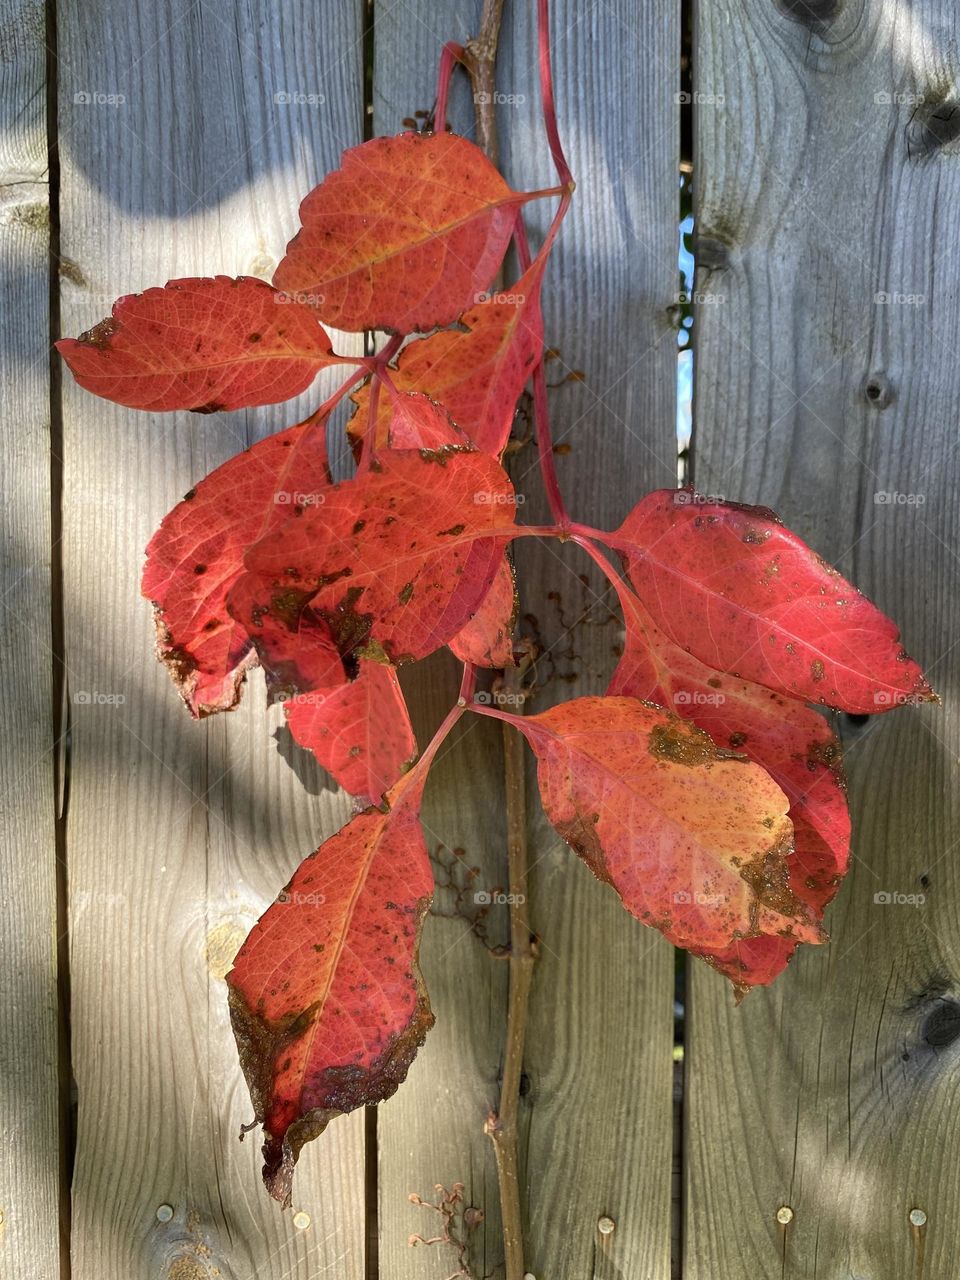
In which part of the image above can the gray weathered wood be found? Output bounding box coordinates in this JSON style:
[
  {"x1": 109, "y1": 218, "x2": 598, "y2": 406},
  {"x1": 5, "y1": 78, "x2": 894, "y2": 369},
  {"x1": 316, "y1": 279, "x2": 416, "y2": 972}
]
[
  {"x1": 58, "y1": 3, "x2": 368, "y2": 1275},
  {"x1": 375, "y1": 2, "x2": 678, "y2": 1277},
  {"x1": 0, "y1": 3, "x2": 60, "y2": 1277},
  {"x1": 688, "y1": 2, "x2": 960, "y2": 1274}
]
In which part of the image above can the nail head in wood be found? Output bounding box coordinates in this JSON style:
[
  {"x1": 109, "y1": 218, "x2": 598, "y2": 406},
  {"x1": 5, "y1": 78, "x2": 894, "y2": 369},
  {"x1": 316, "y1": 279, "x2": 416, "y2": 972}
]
[
  {"x1": 598, "y1": 1214, "x2": 616, "y2": 1235},
  {"x1": 156, "y1": 1204, "x2": 173, "y2": 1223},
  {"x1": 776, "y1": 1205, "x2": 794, "y2": 1225},
  {"x1": 293, "y1": 1210, "x2": 312, "y2": 1230},
  {"x1": 910, "y1": 1208, "x2": 927, "y2": 1227}
]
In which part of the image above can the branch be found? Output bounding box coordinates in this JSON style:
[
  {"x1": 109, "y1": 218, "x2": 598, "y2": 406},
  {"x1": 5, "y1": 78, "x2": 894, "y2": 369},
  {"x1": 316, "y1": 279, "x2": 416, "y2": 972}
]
[{"x1": 463, "y1": 0, "x2": 507, "y2": 167}]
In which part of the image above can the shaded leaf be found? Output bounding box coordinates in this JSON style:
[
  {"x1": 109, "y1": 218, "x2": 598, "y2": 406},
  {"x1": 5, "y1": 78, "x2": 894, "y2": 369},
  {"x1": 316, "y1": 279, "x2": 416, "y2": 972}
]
[
  {"x1": 495, "y1": 695, "x2": 822, "y2": 957},
  {"x1": 141, "y1": 412, "x2": 332, "y2": 716},
  {"x1": 617, "y1": 489, "x2": 934, "y2": 714},
  {"x1": 285, "y1": 661, "x2": 417, "y2": 803},
  {"x1": 449, "y1": 554, "x2": 517, "y2": 668},
  {"x1": 350, "y1": 257, "x2": 546, "y2": 456},
  {"x1": 239, "y1": 447, "x2": 518, "y2": 665},
  {"x1": 57, "y1": 276, "x2": 345, "y2": 412},
  {"x1": 273, "y1": 133, "x2": 535, "y2": 333},
  {"x1": 228, "y1": 771, "x2": 432, "y2": 1205}
]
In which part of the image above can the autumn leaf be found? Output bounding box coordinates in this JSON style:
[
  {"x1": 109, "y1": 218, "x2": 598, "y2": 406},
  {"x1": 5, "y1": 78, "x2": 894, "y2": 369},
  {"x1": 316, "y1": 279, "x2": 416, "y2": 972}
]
[
  {"x1": 57, "y1": 276, "x2": 348, "y2": 412},
  {"x1": 238, "y1": 447, "x2": 518, "y2": 665},
  {"x1": 141, "y1": 412, "x2": 332, "y2": 716},
  {"x1": 449, "y1": 553, "x2": 517, "y2": 668},
  {"x1": 350, "y1": 256, "x2": 547, "y2": 456},
  {"x1": 227, "y1": 770, "x2": 433, "y2": 1206},
  {"x1": 273, "y1": 133, "x2": 541, "y2": 333},
  {"x1": 486, "y1": 695, "x2": 823, "y2": 957},
  {"x1": 363, "y1": 388, "x2": 471, "y2": 453},
  {"x1": 609, "y1": 586, "x2": 849, "y2": 987},
  {"x1": 285, "y1": 661, "x2": 417, "y2": 803},
  {"x1": 617, "y1": 489, "x2": 935, "y2": 714}
]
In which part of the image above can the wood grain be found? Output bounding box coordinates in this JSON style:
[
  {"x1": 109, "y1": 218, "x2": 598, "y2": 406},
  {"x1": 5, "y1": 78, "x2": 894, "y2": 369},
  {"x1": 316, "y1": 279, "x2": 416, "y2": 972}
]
[
  {"x1": 374, "y1": 2, "x2": 678, "y2": 1276},
  {"x1": 687, "y1": 1, "x2": 960, "y2": 1275},
  {"x1": 0, "y1": 2, "x2": 60, "y2": 1277},
  {"x1": 58, "y1": 3, "x2": 368, "y2": 1276}
]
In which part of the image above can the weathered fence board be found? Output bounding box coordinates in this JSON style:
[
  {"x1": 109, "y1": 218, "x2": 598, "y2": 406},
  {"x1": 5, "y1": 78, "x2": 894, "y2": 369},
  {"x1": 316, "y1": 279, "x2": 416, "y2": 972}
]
[
  {"x1": 688, "y1": 2, "x2": 960, "y2": 1275},
  {"x1": 58, "y1": 4, "x2": 367, "y2": 1277},
  {"x1": 374, "y1": 2, "x2": 678, "y2": 1277},
  {"x1": 0, "y1": 3, "x2": 60, "y2": 1277}
]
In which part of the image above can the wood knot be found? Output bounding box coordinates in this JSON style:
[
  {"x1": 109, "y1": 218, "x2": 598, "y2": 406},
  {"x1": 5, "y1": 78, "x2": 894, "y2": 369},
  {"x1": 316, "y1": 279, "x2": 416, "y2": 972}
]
[
  {"x1": 862, "y1": 373, "x2": 894, "y2": 409},
  {"x1": 923, "y1": 1000, "x2": 960, "y2": 1048},
  {"x1": 773, "y1": 0, "x2": 839, "y2": 27},
  {"x1": 694, "y1": 236, "x2": 730, "y2": 271},
  {"x1": 907, "y1": 91, "x2": 960, "y2": 159}
]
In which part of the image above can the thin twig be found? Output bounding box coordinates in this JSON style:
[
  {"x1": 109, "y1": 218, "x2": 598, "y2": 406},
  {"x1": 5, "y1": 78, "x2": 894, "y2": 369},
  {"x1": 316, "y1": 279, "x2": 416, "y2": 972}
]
[
  {"x1": 463, "y1": 0, "x2": 507, "y2": 167},
  {"x1": 485, "y1": 653, "x2": 537, "y2": 1280}
]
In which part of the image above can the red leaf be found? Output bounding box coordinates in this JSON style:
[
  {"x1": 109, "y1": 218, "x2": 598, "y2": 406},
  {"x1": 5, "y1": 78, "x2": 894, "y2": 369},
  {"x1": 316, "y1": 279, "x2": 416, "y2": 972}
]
[
  {"x1": 227, "y1": 771, "x2": 432, "y2": 1205},
  {"x1": 273, "y1": 133, "x2": 536, "y2": 333},
  {"x1": 239, "y1": 447, "x2": 518, "y2": 665},
  {"x1": 141, "y1": 412, "x2": 332, "y2": 716},
  {"x1": 285, "y1": 661, "x2": 417, "y2": 803},
  {"x1": 449, "y1": 553, "x2": 517, "y2": 668},
  {"x1": 357, "y1": 389, "x2": 471, "y2": 454},
  {"x1": 57, "y1": 276, "x2": 346, "y2": 412},
  {"x1": 617, "y1": 489, "x2": 935, "y2": 714},
  {"x1": 349, "y1": 258, "x2": 546, "y2": 456},
  {"x1": 496, "y1": 695, "x2": 823, "y2": 956},
  {"x1": 610, "y1": 588, "x2": 850, "y2": 988}
]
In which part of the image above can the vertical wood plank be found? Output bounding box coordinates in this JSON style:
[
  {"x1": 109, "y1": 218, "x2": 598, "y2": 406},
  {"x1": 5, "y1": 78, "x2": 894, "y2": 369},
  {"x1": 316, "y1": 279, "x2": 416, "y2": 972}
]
[
  {"x1": 372, "y1": 8, "x2": 512, "y2": 1278},
  {"x1": 58, "y1": 3, "x2": 368, "y2": 1276},
  {"x1": 501, "y1": 4, "x2": 678, "y2": 1276},
  {"x1": 688, "y1": 2, "x2": 960, "y2": 1275},
  {"x1": 0, "y1": 2, "x2": 60, "y2": 1276},
  {"x1": 374, "y1": 2, "x2": 679, "y2": 1276}
]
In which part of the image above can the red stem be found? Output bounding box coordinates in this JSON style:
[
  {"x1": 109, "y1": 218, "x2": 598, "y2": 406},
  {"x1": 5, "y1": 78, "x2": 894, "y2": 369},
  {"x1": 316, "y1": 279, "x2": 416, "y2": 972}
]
[
  {"x1": 537, "y1": 0, "x2": 573, "y2": 190},
  {"x1": 435, "y1": 41, "x2": 465, "y2": 132}
]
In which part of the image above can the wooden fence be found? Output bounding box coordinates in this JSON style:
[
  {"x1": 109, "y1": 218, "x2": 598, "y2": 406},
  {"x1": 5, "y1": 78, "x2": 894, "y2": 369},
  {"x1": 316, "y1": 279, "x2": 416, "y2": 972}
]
[{"x1": 2, "y1": 0, "x2": 958, "y2": 1275}]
